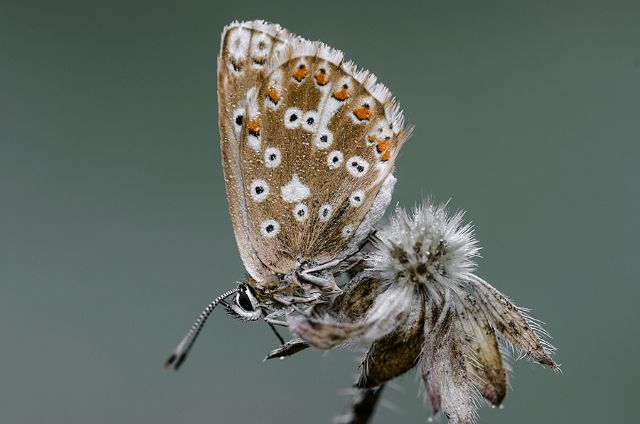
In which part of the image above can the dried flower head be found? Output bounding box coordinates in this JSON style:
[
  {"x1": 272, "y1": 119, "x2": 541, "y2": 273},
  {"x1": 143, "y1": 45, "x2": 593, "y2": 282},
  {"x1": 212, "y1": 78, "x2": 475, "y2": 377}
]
[
  {"x1": 291, "y1": 199, "x2": 558, "y2": 423},
  {"x1": 369, "y1": 201, "x2": 479, "y2": 305}
]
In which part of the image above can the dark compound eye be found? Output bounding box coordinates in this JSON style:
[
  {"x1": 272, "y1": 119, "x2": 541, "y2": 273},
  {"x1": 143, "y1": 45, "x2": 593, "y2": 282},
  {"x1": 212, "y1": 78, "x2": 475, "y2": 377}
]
[
  {"x1": 298, "y1": 64, "x2": 305, "y2": 69},
  {"x1": 237, "y1": 289, "x2": 254, "y2": 311},
  {"x1": 235, "y1": 115, "x2": 243, "y2": 126}
]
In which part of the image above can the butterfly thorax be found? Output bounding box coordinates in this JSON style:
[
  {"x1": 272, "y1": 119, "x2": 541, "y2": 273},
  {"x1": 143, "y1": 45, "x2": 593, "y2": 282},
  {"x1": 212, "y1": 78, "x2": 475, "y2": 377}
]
[{"x1": 247, "y1": 272, "x2": 330, "y2": 310}]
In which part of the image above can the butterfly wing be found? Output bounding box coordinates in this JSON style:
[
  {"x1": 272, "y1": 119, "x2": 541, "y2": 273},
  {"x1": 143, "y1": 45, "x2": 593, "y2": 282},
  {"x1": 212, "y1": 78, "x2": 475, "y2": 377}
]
[
  {"x1": 219, "y1": 21, "x2": 411, "y2": 278},
  {"x1": 218, "y1": 21, "x2": 290, "y2": 281}
]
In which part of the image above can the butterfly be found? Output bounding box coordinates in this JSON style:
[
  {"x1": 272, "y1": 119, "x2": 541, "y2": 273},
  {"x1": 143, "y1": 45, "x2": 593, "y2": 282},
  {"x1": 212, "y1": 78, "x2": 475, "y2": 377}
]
[{"x1": 165, "y1": 20, "x2": 411, "y2": 369}]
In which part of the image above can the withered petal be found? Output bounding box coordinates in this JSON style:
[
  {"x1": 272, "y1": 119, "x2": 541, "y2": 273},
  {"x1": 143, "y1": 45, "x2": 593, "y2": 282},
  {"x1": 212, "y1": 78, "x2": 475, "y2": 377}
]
[
  {"x1": 290, "y1": 284, "x2": 414, "y2": 349},
  {"x1": 288, "y1": 315, "x2": 366, "y2": 349},
  {"x1": 459, "y1": 294, "x2": 507, "y2": 406},
  {"x1": 420, "y1": 309, "x2": 478, "y2": 423},
  {"x1": 356, "y1": 298, "x2": 425, "y2": 388},
  {"x1": 332, "y1": 273, "x2": 387, "y2": 321},
  {"x1": 469, "y1": 275, "x2": 558, "y2": 368}
]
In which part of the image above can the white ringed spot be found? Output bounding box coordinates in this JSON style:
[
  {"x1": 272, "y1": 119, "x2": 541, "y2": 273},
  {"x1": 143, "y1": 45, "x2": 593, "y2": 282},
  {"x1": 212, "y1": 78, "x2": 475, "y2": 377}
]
[
  {"x1": 249, "y1": 180, "x2": 269, "y2": 202},
  {"x1": 260, "y1": 219, "x2": 280, "y2": 238},
  {"x1": 264, "y1": 147, "x2": 282, "y2": 168},
  {"x1": 346, "y1": 156, "x2": 369, "y2": 177},
  {"x1": 284, "y1": 108, "x2": 303, "y2": 129},
  {"x1": 250, "y1": 33, "x2": 272, "y2": 67},
  {"x1": 341, "y1": 224, "x2": 354, "y2": 239},
  {"x1": 327, "y1": 151, "x2": 344, "y2": 169},
  {"x1": 315, "y1": 130, "x2": 333, "y2": 149},
  {"x1": 318, "y1": 204, "x2": 333, "y2": 221},
  {"x1": 302, "y1": 111, "x2": 319, "y2": 132},
  {"x1": 227, "y1": 28, "x2": 250, "y2": 73},
  {"x1": 349, "y1": 190, "x2": 365, "y2": 207},
  {"x1": 232, "y1": 108, "x2": 244, "y2": 138},
  {"x1": 293, "y1": 203, "x2": 309, "y2": 222}
]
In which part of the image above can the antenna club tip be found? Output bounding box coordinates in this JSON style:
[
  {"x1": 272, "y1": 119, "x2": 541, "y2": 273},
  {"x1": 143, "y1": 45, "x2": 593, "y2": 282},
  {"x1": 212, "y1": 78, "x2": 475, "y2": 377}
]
[
  {"x1": 164, "y1": 353, "x2": 183, "y2": 370},
  {"x1": 164, "y1": 353, "x2": 187, "y2": 370}
]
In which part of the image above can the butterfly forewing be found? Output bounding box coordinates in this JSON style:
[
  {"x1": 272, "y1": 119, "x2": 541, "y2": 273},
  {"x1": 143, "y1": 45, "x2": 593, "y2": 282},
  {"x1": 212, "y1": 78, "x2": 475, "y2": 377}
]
[
  {"x1": 218, "y1": 22, "x2": 289, "y2": 281},
  {"x1": 219, "y1": 21, "x2": 410, "y2": 278}
]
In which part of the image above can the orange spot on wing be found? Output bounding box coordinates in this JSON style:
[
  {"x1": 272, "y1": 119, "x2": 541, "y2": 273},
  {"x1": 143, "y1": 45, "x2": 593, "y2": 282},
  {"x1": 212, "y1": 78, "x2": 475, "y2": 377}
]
[
  {"x1": 367, "y1": 135, "x2": 378, "y2": 144},
  {"x1": 376, "y1": 139, "x2": 391, "y2": 153},
  {"x1": 247, "y1": 118, "x2": 261, "y2": 136},
  {"x1": 314, "y1": 70, "x2": 328, "y2": 86},
  {"x1": 381, "y1": 149, "x2": 391, "y2": 161},
  {"x1": 332, "y1": 87, "x2": 349, "y2": 101},
  {"x1": 266, "y1": 86, "x2": 280, "y2": 104},
  {"x1": 354, "y1": 105, "x2": 372, "y2": 121},
  {"x1": 293, "y1": 65, "x2": 308, "y2": 82}
]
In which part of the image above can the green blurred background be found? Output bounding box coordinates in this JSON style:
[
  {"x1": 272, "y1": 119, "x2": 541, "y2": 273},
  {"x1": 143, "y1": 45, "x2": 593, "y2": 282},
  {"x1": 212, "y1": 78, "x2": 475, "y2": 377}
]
[{"x1": 2, "y1": 0, "x2": 638, "y2": 422}]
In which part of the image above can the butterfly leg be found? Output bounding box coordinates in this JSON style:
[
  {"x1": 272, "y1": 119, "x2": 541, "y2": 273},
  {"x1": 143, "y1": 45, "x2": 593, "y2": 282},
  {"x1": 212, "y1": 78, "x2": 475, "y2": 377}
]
[
  {"x1": 303, "y1": 259, "x2": 342, "y2": 274},
  {"x1": 264, "y1": 338, "x2": 310, "y2": 361},
  {"x1": 263, "y1": 310, "x2": 289, "y2": 327},
  {"x1": 297, "y1": 270, "x2": 342, "y2": 293}
]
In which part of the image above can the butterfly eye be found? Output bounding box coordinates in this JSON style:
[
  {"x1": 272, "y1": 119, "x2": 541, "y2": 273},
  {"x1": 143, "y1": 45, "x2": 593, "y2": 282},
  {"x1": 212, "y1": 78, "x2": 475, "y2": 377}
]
[
  {"x1": 228, "y1": 285, "x2": 262, "y2": 321},
  {"x1": 237, "y1": 290, "x2": 253, "y2": 311}
]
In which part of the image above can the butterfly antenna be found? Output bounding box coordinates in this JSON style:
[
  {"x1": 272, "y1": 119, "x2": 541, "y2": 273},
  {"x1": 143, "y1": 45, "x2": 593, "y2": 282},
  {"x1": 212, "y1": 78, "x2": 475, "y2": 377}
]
[{"x1": 164, "y1": 287, "x2": 240, "y2": 370}]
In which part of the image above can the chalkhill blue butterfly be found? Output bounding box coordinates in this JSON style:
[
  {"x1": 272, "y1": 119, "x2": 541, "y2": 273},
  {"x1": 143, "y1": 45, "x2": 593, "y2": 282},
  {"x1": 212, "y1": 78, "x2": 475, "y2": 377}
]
[{"x1": 165, "y1": 20, "x2": 410, "y2": 369}]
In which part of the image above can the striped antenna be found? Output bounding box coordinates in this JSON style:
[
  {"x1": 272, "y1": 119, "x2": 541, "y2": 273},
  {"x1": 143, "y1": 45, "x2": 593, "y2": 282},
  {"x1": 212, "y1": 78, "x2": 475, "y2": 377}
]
[{"x1": 164, "y1": 287, "x2": 240, "y2": 370}]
